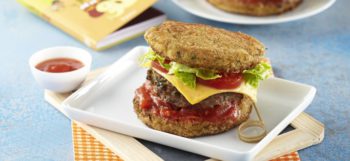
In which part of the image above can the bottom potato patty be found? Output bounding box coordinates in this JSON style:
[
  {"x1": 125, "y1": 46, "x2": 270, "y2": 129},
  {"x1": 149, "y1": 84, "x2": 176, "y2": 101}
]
[{"x1": 133, "y1": 93, "x2": 253, "y2": 137}]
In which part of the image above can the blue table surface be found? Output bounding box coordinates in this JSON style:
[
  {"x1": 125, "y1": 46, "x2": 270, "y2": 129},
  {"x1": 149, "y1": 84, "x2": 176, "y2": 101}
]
[{"x1": 1, "y1": 0, "x2": 349, "y2": 160}]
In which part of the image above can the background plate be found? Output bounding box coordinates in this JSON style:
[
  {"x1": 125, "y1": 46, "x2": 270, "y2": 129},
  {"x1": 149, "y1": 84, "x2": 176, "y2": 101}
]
[
  {"x1": 62, "y1": 46, "x2": 316, "y2": 161},
  {"x1": 172, "y1": 0, "x2": 336, "y2": 25}
]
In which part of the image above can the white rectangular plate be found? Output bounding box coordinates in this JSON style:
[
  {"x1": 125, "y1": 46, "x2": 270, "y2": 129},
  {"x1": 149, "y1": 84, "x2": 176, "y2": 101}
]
[{"x1": 62, "y1": 46, "x2": 316, "y2": 161}]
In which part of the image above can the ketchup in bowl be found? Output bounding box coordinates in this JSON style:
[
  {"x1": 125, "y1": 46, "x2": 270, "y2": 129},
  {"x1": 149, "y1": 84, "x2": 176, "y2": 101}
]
[
  {"x1": 35, "y1": 58, "x2": 84, "y2": 73},
  {"x1": 29, "y1": 46, "x2": 92, "y2": 93}
]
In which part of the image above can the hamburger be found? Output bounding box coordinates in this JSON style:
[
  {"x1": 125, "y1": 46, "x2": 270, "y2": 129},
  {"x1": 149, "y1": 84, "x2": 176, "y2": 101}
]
[
  {"x1": 207, "y1": 0, "x2": 302, "y2": 16},
  {"x1": 133, "y1": 21, "x2": 271, "y2": 137}
]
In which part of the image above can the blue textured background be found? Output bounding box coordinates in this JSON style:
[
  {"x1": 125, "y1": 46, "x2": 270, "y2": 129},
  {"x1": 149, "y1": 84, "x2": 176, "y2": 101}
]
[{"x1": 0, "y1": 0, "x2": 349, "y2": 161}]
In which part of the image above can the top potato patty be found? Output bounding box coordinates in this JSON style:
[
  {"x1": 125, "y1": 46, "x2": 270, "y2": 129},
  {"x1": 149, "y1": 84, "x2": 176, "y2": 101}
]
[{"x1": 144, "y1": 21, "x2": 265, "y2": 72}]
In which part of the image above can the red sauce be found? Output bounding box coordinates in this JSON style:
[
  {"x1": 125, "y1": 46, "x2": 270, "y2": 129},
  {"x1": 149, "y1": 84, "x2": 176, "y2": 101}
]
[
  {"x1": 135, "y1": 82, "x2": 238, "y2": 123},
  {"x1": 135, "y1": 84, "x2": 153, "y2": 110},
  {"x1": 36, "y1": 58, "x2": 84, "y2": 73},
  {"x1": 151, "y1": 61, "x2": 243, "y2": 89}
]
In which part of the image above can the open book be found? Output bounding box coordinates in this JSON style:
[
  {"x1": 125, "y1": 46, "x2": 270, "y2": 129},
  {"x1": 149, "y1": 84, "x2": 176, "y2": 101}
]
[{"x1": 18, "y1": 0, "x2": 166, "y2": 50}]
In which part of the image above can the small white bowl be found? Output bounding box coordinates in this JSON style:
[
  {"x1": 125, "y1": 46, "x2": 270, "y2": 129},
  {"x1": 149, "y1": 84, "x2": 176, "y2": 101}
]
[{"x1": 29, "y1": 46, "x2": 92, "y2": 93}]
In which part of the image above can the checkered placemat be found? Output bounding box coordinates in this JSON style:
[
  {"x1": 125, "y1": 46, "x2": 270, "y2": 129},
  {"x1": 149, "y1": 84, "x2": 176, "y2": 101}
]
[
  {"x1": 72, "y1": 122, "x2": 300, "y2": 161},
  {"x1": 72, "y1": 123, "x2": 123, "y2": 161},
  {"x1": 270, "y1": 152, "x2": 300, "y2": 161}
]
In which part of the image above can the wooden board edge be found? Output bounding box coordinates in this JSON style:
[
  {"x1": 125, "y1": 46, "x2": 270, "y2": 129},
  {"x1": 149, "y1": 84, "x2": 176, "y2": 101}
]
[
  {"x1": 44, "y1": 91, "x2": 163, "y2": 161},
  {"x1": 74, "y1": 121, "x2": 163, "y2": 161},
  {"x1": 253, "y1": 113, "x2": 325, "y2": 161},
  {"x1": 207, "y1": 112, "x2": 325, "y2": 161},
  {"x1": 291, "y1": 113, "x2": 325, "y2": 142}
]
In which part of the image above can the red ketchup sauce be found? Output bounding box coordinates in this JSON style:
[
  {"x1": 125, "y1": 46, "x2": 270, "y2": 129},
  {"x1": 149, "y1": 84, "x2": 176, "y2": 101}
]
[
  {"x1": 151, "y1": 61, "x2": 243, "y2": 89},
  {"x1": 36, "y1": 58, "x2": 84, "y2": 73},
  {"x1": 135, "y1": 82, "x2": 239, "y2": 122}
]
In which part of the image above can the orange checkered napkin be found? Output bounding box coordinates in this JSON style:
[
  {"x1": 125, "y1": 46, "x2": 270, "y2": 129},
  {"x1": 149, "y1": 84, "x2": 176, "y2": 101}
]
[
  {"x1": 270, "y1": 152, "x2": 300, "y2": 161},
  {"x1": 71, "y1": 122, "x2": 300, "y2": 161},
  {"x1": 72, "y1": 123, "x2": 123, "y2": 161}
]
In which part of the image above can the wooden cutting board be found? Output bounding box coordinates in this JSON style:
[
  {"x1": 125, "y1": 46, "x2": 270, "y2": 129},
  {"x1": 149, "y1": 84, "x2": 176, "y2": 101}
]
[{"x1": 45, "y1": 67, "x2": 324, "y2": 161}]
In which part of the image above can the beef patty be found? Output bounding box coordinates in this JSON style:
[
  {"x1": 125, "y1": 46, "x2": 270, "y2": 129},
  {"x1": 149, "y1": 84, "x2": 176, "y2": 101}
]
[{"x1": 146, "y1": 69, "x2": 243, "y2": 108}]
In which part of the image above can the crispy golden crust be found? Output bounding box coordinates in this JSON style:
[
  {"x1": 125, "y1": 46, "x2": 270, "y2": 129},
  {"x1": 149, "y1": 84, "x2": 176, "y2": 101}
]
[
  {"x1": 133, "y1": 95, "x2": 253, "y2": 138},
  {"x1": 207, "y1": 0, "x2": 302, "y2": 16},
  {"x1": 144, "y1": 21, "x2": 265, "y2": 72}
]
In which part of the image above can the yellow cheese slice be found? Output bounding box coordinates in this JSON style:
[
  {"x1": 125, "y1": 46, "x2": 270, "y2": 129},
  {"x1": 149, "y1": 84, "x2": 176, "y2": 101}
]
[{"x1": 153, "y1": 69, "x2": 257, "y2": 105}]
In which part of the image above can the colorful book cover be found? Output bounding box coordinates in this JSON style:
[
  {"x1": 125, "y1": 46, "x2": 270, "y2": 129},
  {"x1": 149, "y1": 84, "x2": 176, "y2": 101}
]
[{"x1": 17, "y1": 0, "x2": 158, "y2": 50}]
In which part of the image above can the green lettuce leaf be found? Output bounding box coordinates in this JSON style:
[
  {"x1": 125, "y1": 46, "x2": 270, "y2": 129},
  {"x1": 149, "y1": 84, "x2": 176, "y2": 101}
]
[
  {"x1": 139, "y1": 49, "x2": 221, "y2": 88},
  {"x1": 243, "y1": 62, "x2": 272, "y2": 88},
  {"x1": 168, "y1": 62, "x2": 221, "y2": 80},
  {"x1": 139, "y1": 49, "x2": 170, "y2": 69},
  {"x1": 173, "y1": 71, "x2": 196, "y2": 88}
]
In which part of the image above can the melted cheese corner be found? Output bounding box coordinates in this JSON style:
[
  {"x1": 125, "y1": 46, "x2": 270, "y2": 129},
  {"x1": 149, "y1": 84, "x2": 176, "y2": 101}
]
[{"x1": 153, "y1": 69, "x2": 257, "y2": 105}]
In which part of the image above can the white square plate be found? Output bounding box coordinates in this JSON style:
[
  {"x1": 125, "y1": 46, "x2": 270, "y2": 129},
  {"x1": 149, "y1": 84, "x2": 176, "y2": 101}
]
[{"x1": 62, "y1": 46, "x2": 316, "y2": 161}]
